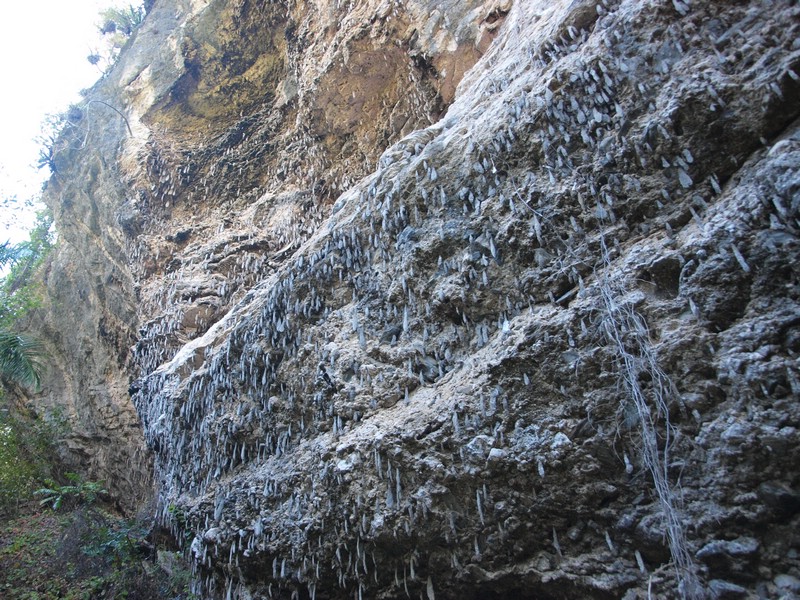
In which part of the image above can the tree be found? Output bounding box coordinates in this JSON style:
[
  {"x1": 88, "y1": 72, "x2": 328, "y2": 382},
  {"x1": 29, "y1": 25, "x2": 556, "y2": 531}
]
[
  {"x1": 0, "y1": 209, "x2": 53, "y2": 390},
  {"x1": 0, "y1": 210, "x2": 54, "y2": 326}
]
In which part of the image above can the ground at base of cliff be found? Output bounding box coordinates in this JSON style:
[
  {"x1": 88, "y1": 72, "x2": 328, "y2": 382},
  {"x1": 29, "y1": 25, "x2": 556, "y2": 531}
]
[{"x1": 0, "y1": 505, "x2": 189, "y2": 600}]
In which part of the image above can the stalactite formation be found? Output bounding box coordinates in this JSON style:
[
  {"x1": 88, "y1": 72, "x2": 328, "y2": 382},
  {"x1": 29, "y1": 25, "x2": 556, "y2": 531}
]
[{"x1": 25, "y1": 0, "x2": 800, "y2": 598}]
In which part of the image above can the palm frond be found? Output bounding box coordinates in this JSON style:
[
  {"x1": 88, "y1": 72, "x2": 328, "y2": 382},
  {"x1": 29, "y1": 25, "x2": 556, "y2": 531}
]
[{"x1": 0, "y1": 330, "x2": 45, "y2": 389}]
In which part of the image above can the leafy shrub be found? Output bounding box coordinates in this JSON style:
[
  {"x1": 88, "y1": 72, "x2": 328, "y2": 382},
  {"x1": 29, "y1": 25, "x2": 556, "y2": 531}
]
[
  {"x1": 1, "y1": 508, "x2": 187, "y2": 600},
  {"x1": 0, "y1": 422, "x2": 38, "y2": 512},
  {"x1": 0, "y1": 402, "x2": 64, "y2": 516},
  {"x1": 35, "y1": 474, "x2": 108, "y2": 511}
]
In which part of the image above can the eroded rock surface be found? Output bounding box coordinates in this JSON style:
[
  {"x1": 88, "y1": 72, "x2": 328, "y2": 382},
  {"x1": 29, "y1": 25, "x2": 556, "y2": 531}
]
[{"x1": 27, "y1": 0, "x2": 800, "y2": 597}]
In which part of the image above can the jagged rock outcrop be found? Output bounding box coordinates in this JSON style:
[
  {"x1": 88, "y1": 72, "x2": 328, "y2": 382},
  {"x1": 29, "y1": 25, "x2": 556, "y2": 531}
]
[{"x1": 28, "y1": 0, "x2": 800, "y2": 597}]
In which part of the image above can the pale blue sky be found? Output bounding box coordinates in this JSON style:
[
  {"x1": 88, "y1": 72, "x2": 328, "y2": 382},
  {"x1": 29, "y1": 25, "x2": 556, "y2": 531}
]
[{"x1": 0, "y1": 0, "x2": 130, "y2": 240}]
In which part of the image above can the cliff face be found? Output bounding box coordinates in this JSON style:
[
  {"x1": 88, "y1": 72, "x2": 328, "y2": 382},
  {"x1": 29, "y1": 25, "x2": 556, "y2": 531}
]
[{"x1": 31, "y1": 0, "x2": 800, "y2": 597}]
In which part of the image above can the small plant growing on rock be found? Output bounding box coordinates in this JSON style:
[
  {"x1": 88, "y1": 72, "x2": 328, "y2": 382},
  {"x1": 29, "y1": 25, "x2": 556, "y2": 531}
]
[
  {"x1": 99, "y1": 4, "x2": 145, "y2": 36},
  {"x1": 81, "y1": 2, "x2": 151, "y2": 74},
  {"x1": 90, "y1": 3, "x2": 147, "y2": 70}
]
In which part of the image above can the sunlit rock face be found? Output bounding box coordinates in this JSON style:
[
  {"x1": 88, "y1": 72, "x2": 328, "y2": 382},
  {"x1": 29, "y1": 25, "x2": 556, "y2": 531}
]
[{"x1": 32, "y1": 0, "x2": 800, "y2": 597}]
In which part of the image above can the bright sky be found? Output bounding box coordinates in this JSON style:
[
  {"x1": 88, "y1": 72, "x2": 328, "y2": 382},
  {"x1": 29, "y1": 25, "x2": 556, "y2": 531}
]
[{"x1": 0, "y1": 0, "x2": 131, "y2": 242}]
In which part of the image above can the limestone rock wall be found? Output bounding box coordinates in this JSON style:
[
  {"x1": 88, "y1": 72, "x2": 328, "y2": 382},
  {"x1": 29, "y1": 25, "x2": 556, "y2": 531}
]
[
  {"x1": 30, "y1": 0, "x2": 800, "y2": 597},
  {"x1": 32, "y1": 96, "x2": 149, "y2": 509},
  {"x1": 33, "y1": 0, "x2": 494, "y2": 513}
]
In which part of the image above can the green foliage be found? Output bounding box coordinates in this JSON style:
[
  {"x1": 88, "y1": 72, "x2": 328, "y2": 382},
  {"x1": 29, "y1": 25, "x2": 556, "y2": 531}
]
[
  {"x1": 82, "y1": 516, "x2": 149, "y2": 568},
  {"x1": 0, "y1": 209, "x2": 54, "y2": 329},
  {"x1": 34, "y1": 474, "x2": 108, "y2": 511},
  {"x1": 98, "y1": 5, "x2": 145, "y2": 37},
  {"x1": 0, "y1": 399, "x2": 64, "y2": 516},
  {"x1": 0, "y1": 209, "x2": 54, "y2": 390},
  {"x1": 0, "y1": 332, "x2": 44, "y2": 389},
  {"x1": 166, "y1": 503, "x2": 186, "y2": 526},
  {"x1": 37, "y1": 100, "x2": 133, "y2": 176},
  {"x1": 0, "y1": 422, "x2": 39, "y2": 512},
  {"x1": 0, "y1": 240, "x2": 18, "y2": 268},
  {"x1": 1, "y1": 508, "x2": 185, "y2": 600},
  {"x1": 35, "y1": 114, "x2": 65, "y2": 173},
  {"x1": 0, "y1": 209, "x2": 54, "y2": 270},
  {"x1": 0, "y1": 208, "x2": 60, "y2": 513},
  {"x1": 88, "y1": 3, "x2": 147, "y2": 71}
]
